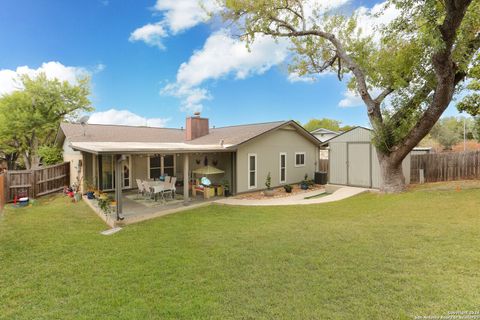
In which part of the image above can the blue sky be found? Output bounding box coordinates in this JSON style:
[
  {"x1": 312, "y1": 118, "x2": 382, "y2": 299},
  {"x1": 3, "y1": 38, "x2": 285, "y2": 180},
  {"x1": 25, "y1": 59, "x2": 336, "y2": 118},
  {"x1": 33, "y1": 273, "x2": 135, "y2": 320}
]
[{"x1": 0, "y1": 0, "x2": 462, "y2": 129}]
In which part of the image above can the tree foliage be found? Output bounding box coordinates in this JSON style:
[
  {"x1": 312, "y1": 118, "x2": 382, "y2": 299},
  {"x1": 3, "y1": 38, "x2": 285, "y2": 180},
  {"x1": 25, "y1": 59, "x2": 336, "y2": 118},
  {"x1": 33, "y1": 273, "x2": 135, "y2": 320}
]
[
  {"x1": 457, "y1": 54, "x2": 480, "y2": 116},
  {"x1": 38, "y1": 146, "x2": 64, "y2": 166},
  {"x1": 430, "y1": 117, "x2": 464, "y2": 149},
  {"x1": 303, "y1": 118, "x2": 353, "y2": 132},
  {"x1": 221, "y1": 0, "x2": 480, "y2": 191},
  {"x1": 0, "y1": 73, "x2": 92, "y2": 169}
]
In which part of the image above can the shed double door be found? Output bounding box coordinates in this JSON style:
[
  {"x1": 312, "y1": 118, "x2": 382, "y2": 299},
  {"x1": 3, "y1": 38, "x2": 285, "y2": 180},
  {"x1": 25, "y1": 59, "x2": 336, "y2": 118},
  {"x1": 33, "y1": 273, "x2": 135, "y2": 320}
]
[{"x1": 347, "y1": 143, "x2": 371, "y2": 187}]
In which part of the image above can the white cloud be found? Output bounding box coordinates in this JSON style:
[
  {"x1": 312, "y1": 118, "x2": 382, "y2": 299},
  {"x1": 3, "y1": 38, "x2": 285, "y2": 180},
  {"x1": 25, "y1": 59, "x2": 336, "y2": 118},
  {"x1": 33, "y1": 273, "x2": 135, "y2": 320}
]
[
  {"x1": 129, "y1": 23, "x2": 167, "y2": 49},
  {"x1": 154, "y1": 0, "x2": 221, "y2": 34},
  {"x1": 130, "y1": 0, "x2": 221, "y2": 49},
  {"x1": 161, "y1": 84, "x2": 211, "y2": 113},
  {"x1": 88, "y1": 109, "x2": 170, "y2": 127},
  {"x1": 338, "y1": 87, "x2": 383, "y2": 108},
  {"x1": 177, "y1": 30, "x2": 289, "y2": 87},
  {"x1": 0, "y1": 61, "x2": 96, "y2": 96},
  {"x1": 288, "y1": 72, "x2": 316, "y2": 83},
  {"x1": 162, "y1": 30, "x2": 289, "y2": 112},
  {"x1": 354, "y1": 1, "x2": 400, "y2": 41},
  {"x1": 339, "y1": 90, "x2": 363, "y2": 107}
]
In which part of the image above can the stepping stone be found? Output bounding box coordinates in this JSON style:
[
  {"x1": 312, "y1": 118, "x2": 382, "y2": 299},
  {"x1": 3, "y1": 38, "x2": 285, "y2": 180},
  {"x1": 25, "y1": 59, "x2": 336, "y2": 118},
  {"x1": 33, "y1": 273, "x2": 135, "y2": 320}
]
[{"x1": 100, "y1": 227, "x2": 122, "y2": 235}]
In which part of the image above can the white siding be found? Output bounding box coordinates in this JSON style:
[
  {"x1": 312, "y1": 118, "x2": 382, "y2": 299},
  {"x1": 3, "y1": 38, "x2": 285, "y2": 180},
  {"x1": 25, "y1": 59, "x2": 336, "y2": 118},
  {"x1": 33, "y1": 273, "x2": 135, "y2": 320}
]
[{"x1": 236, "y1": 125, "x2": 318, "y2": 193}]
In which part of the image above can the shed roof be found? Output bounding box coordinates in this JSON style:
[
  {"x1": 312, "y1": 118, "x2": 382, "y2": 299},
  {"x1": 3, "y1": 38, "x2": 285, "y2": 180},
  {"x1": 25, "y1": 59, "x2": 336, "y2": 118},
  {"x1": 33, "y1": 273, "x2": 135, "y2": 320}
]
[{"x1": 320, "y1": 126, "x2": 372, "y2": 145}]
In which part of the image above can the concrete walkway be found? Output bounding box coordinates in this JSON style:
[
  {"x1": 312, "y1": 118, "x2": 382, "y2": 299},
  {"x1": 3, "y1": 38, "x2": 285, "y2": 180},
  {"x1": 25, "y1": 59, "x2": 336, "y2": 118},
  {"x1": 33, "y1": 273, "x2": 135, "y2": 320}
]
[{"x1": 215, "y1": 186, "x2": 369, "y2": 206}]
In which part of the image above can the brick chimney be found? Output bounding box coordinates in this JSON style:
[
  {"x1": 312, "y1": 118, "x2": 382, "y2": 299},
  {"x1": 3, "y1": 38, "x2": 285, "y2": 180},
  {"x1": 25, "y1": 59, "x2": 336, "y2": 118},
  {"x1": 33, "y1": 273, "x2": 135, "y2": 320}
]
[{"x1": 185, "y1": 112, "x2": 209, "y2": 141}]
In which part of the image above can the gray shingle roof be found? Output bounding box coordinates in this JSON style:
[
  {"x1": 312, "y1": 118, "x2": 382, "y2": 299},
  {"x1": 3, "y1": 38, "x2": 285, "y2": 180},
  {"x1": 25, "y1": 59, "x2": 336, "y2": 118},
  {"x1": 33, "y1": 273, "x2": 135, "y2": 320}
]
[{"x1": 59, "y1": 121, "x2": 289, "y2": 147}]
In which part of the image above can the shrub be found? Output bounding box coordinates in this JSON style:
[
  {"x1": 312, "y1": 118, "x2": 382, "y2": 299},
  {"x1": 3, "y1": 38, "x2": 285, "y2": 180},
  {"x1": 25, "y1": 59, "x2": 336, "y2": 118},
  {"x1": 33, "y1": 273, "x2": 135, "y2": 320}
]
[
  {"x1": 265, "y1": 172, "x2": 272, "y2": 189},
  {"x1": 283, "y1": 184, "x2": 292, "y2": 193},
  {"x1": 38, "y1": 146, "x2": 63, "y2": 166}
]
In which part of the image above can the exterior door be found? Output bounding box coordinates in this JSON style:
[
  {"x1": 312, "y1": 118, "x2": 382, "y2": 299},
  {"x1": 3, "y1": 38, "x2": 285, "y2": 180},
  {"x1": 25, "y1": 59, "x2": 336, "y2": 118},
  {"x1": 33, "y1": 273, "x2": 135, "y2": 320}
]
[
  {"x1": 347, "y1": 143, "x2": 371, "y2": 187},
  {"x1": 100, "y1": 155, "x2": 131, "y2": 191}
]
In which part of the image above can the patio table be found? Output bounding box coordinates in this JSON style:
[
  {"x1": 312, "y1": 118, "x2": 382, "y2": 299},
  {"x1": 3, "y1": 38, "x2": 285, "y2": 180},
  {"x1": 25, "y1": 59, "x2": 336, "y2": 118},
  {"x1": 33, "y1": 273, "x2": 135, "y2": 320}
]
[{"x1": 150, "y1": 184, "x2": 166, "y2": 202}]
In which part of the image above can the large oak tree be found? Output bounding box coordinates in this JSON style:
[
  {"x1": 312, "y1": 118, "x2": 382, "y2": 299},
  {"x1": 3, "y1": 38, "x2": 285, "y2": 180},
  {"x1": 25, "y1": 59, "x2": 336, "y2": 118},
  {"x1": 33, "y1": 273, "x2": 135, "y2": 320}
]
[{"x1": 221, "y1": 0, "x2": 480, "y2": 192}]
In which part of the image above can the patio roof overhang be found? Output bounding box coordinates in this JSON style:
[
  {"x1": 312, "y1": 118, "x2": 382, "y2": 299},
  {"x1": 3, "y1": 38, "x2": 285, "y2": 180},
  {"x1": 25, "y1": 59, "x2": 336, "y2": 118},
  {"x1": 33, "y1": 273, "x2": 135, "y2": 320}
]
[{"x1": 70, "y1": 141, "x2": 236, "y2": 154}]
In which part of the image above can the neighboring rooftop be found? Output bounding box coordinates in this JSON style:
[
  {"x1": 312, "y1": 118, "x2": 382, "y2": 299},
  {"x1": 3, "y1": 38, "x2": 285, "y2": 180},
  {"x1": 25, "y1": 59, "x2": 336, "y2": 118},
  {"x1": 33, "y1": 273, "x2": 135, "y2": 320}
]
[{"x1": 310, "y1": 127, "x2": 340, "y2": 135}]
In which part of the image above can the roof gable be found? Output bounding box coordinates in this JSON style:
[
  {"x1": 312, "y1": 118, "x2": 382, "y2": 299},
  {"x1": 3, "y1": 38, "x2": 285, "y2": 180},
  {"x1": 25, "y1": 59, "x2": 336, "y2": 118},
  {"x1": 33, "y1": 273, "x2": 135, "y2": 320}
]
[{"x1": 321, "y1": 126, "x2": 372, "y2": 145}]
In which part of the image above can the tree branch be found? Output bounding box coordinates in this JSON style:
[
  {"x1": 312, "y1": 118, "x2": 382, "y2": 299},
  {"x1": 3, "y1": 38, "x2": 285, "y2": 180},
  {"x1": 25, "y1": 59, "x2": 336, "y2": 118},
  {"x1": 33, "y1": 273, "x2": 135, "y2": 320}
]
[{"x1": 374, "y1": 87, "x2": 394, "y2": 104}]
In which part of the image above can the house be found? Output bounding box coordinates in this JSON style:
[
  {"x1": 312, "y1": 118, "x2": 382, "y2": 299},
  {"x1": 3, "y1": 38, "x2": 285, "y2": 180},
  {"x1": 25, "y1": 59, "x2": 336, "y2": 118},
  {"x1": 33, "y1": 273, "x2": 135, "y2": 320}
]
[
  {"x1": 323, "y1": 127, "x2": 411, "y2": 188},
  {"x1": 310, "y1": 128, "x2": 340, "y2": 142},
  {"x1": 55, "y1": 115, "x2": 322, "y2": 201}
]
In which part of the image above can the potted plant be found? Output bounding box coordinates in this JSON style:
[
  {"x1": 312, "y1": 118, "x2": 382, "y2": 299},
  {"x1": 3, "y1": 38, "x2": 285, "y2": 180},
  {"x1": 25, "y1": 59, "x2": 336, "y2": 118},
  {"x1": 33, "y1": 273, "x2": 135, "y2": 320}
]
[
  {"x1": 71, "y1": 182, "x2": 83, "y2": 202},
  {"x1": 264, "y1": 172, "x2": 275, "y2": 196},
  {"x1": 283, "y1": 184, "x2": 292, "y2": 193},
  {"x1": 223, "y1": 180, "x2": 231, "y2": 197},
  {"x1": 300, "y1": 174, "x2": 309, "y2": 190},
  {"x1": 85, "y1": 179, "x2": 95, "y2": 199},
  {"x1": 98, "y1": 194, "x2": 113, "y2": 219}
]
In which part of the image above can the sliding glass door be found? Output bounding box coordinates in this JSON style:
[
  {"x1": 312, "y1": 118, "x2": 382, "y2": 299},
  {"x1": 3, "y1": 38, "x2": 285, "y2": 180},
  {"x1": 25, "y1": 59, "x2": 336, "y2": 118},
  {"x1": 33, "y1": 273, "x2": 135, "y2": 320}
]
[
  {"x1": 101, "y1": 155, "x2": 114, "y2": 190},
  {"x1": 99, "y1": 155, "x2": 131, "y2": 191}
]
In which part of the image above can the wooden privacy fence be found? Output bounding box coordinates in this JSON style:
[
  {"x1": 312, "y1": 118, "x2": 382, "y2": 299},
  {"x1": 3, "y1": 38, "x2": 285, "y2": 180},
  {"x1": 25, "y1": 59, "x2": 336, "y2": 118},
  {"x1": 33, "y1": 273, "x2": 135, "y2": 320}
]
[
  {"x1": 410, "y1": 151, "x2": 480, "y2": 183},
  {"x1": 319, "y1": 159, "x2": 329, "y2": 172},
  {"x1": 4, "y1": 162, "x2": 70, "y2": 202}
]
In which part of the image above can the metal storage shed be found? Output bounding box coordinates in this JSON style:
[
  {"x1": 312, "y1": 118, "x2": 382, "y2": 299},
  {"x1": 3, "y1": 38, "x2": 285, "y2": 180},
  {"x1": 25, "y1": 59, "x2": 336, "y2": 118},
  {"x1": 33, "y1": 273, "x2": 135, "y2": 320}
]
[{"x1": 324, "y1": 127, "x2": 411, "y2": 188}]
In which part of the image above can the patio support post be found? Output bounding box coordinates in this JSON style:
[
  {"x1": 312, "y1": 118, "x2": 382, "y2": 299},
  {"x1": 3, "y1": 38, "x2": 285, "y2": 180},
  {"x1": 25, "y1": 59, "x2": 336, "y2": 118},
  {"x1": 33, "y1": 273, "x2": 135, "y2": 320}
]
[
  {"x1": 115, "y1": 154, "x2": 124, "y2": 220},
  {"x1": 183, "y1": 153, "x2": 189, "y2": 203}
]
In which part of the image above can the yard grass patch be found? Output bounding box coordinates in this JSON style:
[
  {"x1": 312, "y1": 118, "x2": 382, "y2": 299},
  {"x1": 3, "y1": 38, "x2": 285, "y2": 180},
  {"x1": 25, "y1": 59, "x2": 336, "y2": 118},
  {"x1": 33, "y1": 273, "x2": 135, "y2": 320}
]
[{"x1": 1, "y1": 188, "x2": 479, "y2": 319}]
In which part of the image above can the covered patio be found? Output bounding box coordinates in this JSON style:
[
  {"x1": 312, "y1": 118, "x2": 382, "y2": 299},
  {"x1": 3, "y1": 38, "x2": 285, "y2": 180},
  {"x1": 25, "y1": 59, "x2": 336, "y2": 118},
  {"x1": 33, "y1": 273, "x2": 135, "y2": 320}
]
[
  {"x1": 72, "y1": 141, "x2": 236, "y2": 223},
  {"x1": 83, "y1": 188, "x2": 219, "y2": 226}
]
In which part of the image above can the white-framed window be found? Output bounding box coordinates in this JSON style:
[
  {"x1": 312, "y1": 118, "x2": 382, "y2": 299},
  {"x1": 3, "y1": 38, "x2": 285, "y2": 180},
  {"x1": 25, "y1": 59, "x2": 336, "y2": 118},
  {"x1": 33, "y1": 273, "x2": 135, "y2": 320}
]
[
  {"x1": 295, "y1": 152, "x2": 306, "y2": 167},
  {"x1": 248, "y1": 153, "x2": 257, "y2": 189},
  {"x1": 279, "y1": 152, "x2": 287, "y2": 183},
  {"x1": 148, "y1": 154, "x2": 176, "y2": 179}
]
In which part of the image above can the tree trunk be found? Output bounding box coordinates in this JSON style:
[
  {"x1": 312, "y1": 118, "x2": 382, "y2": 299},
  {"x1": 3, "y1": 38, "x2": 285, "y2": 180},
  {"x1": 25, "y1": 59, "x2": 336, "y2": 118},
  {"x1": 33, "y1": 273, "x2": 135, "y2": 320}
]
[
  {"x1": 377, "y1": 152, "x2": 406, "y2": 193},
  {"x1": 5, "y1": 153, "x2": 18, "y2": 170},
  {"x1": 23, "y1": 152, "x2": 31, "y2": 170}
]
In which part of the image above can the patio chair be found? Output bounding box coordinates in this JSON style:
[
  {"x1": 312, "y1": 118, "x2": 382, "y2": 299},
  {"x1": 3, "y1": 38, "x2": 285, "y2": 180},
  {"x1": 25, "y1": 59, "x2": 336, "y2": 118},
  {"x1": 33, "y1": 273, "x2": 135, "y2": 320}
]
[
  {"x1": 136, "y1": 179, "x2": 147, "y2": 198},
  {"x1": 141, "y1": 180, "x2": 154, "y2": 200},
  {"x1": 163, "y1": 177, "x2": 177, "y2": 200}
]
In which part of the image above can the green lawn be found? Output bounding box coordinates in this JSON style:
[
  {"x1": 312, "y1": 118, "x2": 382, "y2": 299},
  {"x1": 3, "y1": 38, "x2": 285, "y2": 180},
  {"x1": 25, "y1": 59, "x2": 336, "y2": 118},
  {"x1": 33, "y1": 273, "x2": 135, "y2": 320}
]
[{"x1": 1, "y1": 186, "x2": 479, "y2": 319}]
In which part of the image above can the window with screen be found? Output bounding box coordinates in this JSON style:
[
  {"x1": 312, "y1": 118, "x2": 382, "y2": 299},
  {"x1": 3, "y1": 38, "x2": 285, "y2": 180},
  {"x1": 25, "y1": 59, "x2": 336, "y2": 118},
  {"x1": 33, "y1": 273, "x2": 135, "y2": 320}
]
[{"x1": 295, "y1": 152, "x2": 305, "y2": 167}]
